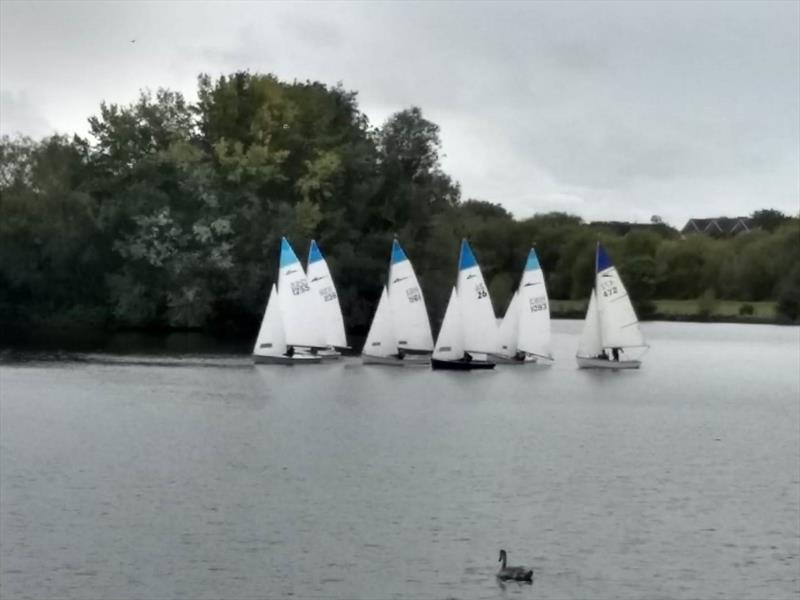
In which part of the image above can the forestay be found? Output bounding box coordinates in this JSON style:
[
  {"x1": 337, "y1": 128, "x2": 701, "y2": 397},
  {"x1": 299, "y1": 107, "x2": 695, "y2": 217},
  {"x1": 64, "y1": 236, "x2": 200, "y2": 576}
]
[
  {"x1": 253, "y1": 284, "x2": 286, "y2": 357},
  {"x1": 456, "y1": 239, "x2": 497, "y2": 354},
  {"x1": 517, "y1": 248, "x2": 552, "y2": 358},
  {"x1": 277, "y1": 237, "x2": 325, "y2": 348},
  {"x1": 433, "y1": 288, "x2": 463, "y2": 361},
  {"x1": 307, "y1": 240, "x2": 347, "y2": 348},
  {"x1": 388, "y1": 239, "x2": 434, "y2": 352}
]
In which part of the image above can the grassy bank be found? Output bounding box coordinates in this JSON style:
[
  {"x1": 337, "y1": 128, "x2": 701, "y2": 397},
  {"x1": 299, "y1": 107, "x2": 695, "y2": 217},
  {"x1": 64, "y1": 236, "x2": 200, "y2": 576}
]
[{"x1": 550, "y1": 299, "x2": 782, "y2": 323}]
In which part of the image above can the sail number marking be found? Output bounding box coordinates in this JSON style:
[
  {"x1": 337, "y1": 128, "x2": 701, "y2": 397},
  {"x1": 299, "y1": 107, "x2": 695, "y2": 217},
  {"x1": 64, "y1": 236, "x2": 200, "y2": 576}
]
[
  {"x1": 290, "y1": 280, "x2": 310, "y2": 296},
  {"x1": 599, "y1": 279, "x2": 619, "y2": 297},
  {"x1": 319, "y1": 285, "x2": 337, "y2": 302},
  {"x1": 475, "y1": 283, "x2": 488, "y2": 299},
  {"x1": 529, "y1": 295, "x2": 548, "y2": 312},
  {"x1": 406, "y1": 287, "x2": 421, "y2": 303}
]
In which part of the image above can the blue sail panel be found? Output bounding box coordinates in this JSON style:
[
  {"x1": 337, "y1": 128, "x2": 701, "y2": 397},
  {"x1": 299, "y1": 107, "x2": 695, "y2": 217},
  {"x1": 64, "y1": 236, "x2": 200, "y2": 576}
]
[
  {"x1": 459, "y1": 239, "x2": 478, "y2": 270},
  {"x1": 525, "y1": 248, "x2": 541, "y2": 271},
  {"x1": 596, "y1": 244, "x2": 614, "y2": 272},
  {"x1": 280, "y1": 237, "x2": 300, "y2": 268},
  {"x1": 391, "y1": 239, "x2": 408, "y2": 264},
  {"x1": 309, "y1": 240, "x2": 324, "y2": 264}
]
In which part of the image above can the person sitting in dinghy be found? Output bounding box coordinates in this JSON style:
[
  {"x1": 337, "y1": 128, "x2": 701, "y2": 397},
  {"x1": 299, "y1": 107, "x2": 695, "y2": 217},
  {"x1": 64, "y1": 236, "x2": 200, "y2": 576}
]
[
  {"x1": 597, "y1": 349, "x2": 609, "y2": 360},
  {"x1": 462, "y1": 351, "x2": 473, "y2": 363},
  {"x1": 612, "y1": 347, "x2": 621, "y2": 361},
  {"x1": 285, "y1": 345, "x2": 295, "y2": 358}
]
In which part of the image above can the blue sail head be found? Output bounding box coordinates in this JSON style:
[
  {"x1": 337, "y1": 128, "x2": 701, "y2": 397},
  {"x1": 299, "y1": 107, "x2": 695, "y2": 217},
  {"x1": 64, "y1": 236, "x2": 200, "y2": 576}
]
[
  {"x1": 280, "y1": 237, "x2": 300, "y2": 268},
  {"x1": 525, "y1": 248, "x2": 541, "y2": 271},
  {"x1": 596, "y1": 243, "x2": 614, "y2": 272},
  {"x1": 391, "y1": 239, "x2": 408, "y2": 264},
  {"x1": 308, "y1": 239, "x2": 324, "y2": 264},
  {"x1": 459, "y1": 239, "x2": 478, "y2": 271}
]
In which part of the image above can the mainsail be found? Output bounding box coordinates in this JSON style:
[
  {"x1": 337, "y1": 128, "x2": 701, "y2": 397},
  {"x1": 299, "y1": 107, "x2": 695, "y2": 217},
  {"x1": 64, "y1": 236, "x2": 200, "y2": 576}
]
[
  {"x1": 594, "y1": 244, "x2": 646, "y2": 349},
  {"x1": 253, "y1": 284, "x2": 286, "y2": 357},
  {"x1": 363, "y1": 286, "x2": 395, "y2": 358},
  {"x1": 307, "y1": 240, "x2": 347, "y2": 348},
  {"x1": 456, "y1": 239, "x2": 497, "y2": 354},
  {"x1": 387, "y1": 239, "x2": 434, "y2": 352},
  {"x1": 433, "y1": 287, "x2": 464, "y2": 361},
  {"x1": 277, "y1": 237, "x2": 325, "y2": 348},
  {"x1": 517, "y1": 248, "x2": 552, "y2": 358}
]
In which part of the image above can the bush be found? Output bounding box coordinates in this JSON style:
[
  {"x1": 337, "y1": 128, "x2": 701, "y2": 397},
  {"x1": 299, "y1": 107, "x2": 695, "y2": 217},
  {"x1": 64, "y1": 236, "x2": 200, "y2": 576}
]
[
  {"x1": 777, "y1": 264, "x2": 800, "y2": 322},
  {"x1": 697, "y1": 288, "x2": 718, "y2": 318},
  {"x1": 738, "y1": 303, "x2": 754, "y2": 316}
]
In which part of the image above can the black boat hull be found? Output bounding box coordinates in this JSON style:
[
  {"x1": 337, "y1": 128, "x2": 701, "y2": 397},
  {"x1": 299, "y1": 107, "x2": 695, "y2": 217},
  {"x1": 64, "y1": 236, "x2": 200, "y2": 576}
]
[{"x1": 431, "y1": 358, "x2": 496, "y2": 371}]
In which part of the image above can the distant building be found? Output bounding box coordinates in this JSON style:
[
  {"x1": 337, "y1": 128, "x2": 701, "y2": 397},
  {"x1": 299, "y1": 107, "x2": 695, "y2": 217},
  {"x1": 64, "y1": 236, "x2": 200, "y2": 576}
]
[{"x1": 681, "y1": 217, "x2": 754, "y2": 236}]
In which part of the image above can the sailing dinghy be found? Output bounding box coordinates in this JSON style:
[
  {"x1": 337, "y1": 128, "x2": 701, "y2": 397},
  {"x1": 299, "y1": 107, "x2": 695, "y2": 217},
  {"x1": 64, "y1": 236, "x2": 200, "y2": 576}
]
[
  {"x1": 576, "y1": 243, "x2": 647, "y2": 369},
  {"x1": 432, "y1": 240, "x2": 496, "y2": 370},
  {"x1": 307, "y1": 240, "x2": 347, "y2": 359},
  {"x1": 492, "y1": 248, "x2": 553, "y2": 364},
  {"x1": 253, "y1": 237, "x2": 323, "y2": 364},
  {"x1": 362, "y1": 239, "x2": 433, "y2": 366}
]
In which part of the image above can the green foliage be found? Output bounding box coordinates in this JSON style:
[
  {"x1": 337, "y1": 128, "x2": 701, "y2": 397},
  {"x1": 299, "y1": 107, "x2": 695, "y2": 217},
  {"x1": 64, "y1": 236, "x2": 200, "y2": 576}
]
[{"x1": 1, "y1": 71, "x2": 798, "y2": 339}]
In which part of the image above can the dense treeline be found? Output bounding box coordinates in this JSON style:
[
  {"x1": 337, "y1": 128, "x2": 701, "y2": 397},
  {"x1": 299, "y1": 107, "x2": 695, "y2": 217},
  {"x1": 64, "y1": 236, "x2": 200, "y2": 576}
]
[{"x1": 1, "y1": 72, "x2": 798, "y2": 341}]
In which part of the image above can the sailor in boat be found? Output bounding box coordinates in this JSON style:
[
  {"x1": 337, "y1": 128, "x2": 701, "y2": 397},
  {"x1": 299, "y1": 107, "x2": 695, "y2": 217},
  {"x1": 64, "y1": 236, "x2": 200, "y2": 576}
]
[
  {"x1": 285, "y1": 345, "x2": 295, "y2": 358},
  {"x1": 611, "y1": 347, "x2": 621, "y2": 361},
  {"x1": 395, "y1": 349, "x2": 406, "y2": 360},
  {"x1": 514, "y1": 350, "x2": 526, "y2": 362},
  {"x1": 463, "y1": 351, "x2": 473, "y2": 363},
  {"x1": 597, "y1": 349, "x2": 609, "y2": 360}
]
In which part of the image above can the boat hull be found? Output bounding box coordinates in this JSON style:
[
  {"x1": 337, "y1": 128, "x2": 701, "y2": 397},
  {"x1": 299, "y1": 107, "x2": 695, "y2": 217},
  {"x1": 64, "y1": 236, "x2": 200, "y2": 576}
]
[
  {"x1": 253, "y1": 354, "x2": 322, "y2": 365},
  {"x1": 316, "y1": 348, "x2": 342, "y2": 360},
  {"x1": 362, "y1": 354, "x2": 430, "y2": 367},
  {"x1": 576, "y1": 356, "x2": 641, "y2": 370},
  {"x1": 489, "y1": 353, "x2": 551, "y2": 365},
  {"x1": 431, "y1": 358, "x2": 496, "y2": 371}
]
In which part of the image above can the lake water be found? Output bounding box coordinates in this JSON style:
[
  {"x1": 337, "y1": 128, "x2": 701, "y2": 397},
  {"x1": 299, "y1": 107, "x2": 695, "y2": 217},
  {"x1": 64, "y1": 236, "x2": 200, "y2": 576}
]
[{"x1": 1, "y1": 321, "x2": 798, "y2": 600}]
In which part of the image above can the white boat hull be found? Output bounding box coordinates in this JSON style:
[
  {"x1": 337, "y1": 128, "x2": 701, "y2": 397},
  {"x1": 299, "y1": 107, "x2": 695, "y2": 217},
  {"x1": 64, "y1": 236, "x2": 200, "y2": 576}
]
[
  {"x1": 253, "y1": 354, "x2": 322, "y2": 365},
  {"x1": 576, "y1": 356, "x2": 641, "y2": 370},
  {"x1": 316, "y1": 348, "x2": 342, "y2": 360},
  {"x1": 361, "y1": 354, "x2": 430, "y2": 367}
]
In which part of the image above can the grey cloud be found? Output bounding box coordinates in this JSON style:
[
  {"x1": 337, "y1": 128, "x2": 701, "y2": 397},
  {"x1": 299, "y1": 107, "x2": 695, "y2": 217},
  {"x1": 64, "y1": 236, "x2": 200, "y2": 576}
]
[{"x1": 1, "y1": 0, "x2": 797, "y2": 226}]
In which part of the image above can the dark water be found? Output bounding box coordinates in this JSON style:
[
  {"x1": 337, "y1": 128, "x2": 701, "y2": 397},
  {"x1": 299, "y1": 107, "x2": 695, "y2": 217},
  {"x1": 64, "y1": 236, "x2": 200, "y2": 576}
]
[{"x1": 1, "y1": 322, "x2": 798, "y2": 600}]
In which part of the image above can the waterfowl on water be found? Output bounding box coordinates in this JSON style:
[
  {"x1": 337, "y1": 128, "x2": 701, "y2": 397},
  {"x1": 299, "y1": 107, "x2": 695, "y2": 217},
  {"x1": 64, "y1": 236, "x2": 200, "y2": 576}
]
[{"x1": 497, "y1": 549, "x2": 533, "y2": 582}]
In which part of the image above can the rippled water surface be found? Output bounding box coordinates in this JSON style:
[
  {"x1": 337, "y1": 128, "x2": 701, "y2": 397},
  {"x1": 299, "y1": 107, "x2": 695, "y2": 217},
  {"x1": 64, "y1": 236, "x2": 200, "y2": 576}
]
[{"x1": 1, "y1": 322, "x2": 799, "y2": 600}]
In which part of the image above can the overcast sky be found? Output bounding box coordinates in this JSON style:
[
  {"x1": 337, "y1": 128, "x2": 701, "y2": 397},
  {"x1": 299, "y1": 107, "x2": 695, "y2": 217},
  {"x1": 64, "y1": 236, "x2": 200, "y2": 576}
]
[{"x1": 2, "y1": 0, "x2": 798, "y2": 226}]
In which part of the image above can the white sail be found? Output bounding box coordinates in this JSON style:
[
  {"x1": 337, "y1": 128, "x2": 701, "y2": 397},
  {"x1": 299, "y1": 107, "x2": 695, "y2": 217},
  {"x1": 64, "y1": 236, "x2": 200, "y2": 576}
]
[
  {"x1": 433, "y1": 287, "x2": 463, "y2": 361},
  {"x1": 496, "y1": 291, "x2": 521, "y2": 357},
  {"x1": 595, "y1": 244, "x2": 646, "y2": 349},
  {"x1": 307, "y1": 240, "x2": 347, "y2": 348},
  {"x1": 253, "y1": 284, "x2": 287, "y2": 357},
  {"x1": 277, "y1": 237, "x2": 325, "y2": 348},
  {"x1": 388, "y1": 239, "x2": 434, "y2": 352},
  {"x1": 517, "y1": 248, "x2": 552, "y2": 358},
  {"x1": 363, "y1": 287, "x2": 396, "y2": 358},
  {"x1": 456, "y1": 239, "x2": 497, "y2": 353},
  {"x1": 577, "y1": 289, "x2": 602, "y2": 358}
]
